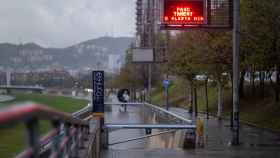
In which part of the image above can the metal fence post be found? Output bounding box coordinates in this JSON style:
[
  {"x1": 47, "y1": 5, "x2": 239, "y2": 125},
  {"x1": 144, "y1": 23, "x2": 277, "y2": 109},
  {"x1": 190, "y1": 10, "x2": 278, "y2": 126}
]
[
  {"x1": 103, "y1": 127, "x2": 109, "y2": 149},
  {"x1": 95, "y1": 118, "x2": 101, "y2": 158},
  {"x1": 72, "y1": 125, "x2": 80, "y2": 158},
  {"x1": 64, "y1": 123, "x2": 71, "y2": 157},
  {"x1": 25, "y1": 118, "x2": 40, "y2": 158},
  {"x1": 51, "y1": 120, "x2": 61, "y2": 157},
  {"x1": 79, "y1": 126, "x2": 85, "y2": 149}
]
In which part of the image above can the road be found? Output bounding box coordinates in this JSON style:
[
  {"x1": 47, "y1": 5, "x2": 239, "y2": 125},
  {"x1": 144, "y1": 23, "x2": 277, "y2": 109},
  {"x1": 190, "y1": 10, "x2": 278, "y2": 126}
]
[{"x1": 102, "y1": 96, "x2": 280, "y2": 158}]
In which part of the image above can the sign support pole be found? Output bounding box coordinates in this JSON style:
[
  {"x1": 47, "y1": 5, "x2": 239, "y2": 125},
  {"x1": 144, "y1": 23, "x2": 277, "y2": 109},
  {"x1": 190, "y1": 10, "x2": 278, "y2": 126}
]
[
  {"x1": 165, "y1": 85, "x2": 169, "y2": 110},
  {"x1": 148, "y1": 63, "x2": 152, "y2": 103},
  {"x1": 232, "y1": 0, "x2": 240, "y2": 146}
]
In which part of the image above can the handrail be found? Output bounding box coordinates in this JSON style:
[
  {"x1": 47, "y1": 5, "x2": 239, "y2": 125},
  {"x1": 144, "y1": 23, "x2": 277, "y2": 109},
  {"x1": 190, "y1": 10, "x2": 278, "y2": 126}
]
[
  {"x1": 144, "y1": 103, "x2": 194, "y2": 124},
  {"x1": 105, "y1": 123, "x2": 196, "y2": 129},
  {"x1": 72, "y1": 103, "x2": 91, "y2": 118},
  {"x1": 104, "y1": 102, "x2": 193, "y2": 124},
  {"x1": 0, "y1": 102, "x2": 88, "y2": 126},
  {"x1": 104, "y1": 102, "x2": 143, "y2": 105},
  {"x1": 40, "y1": 103, "x2": 92, "y2": 153},
  {"x1": 0, "y1": 102, "x2": 92, "y2": 158}
]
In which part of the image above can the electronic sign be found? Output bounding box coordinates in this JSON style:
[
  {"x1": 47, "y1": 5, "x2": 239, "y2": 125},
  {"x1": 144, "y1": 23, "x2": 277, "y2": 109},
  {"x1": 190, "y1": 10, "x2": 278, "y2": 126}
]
[
  {"x1": 161, "y1": 0, "x2": 233, "y2": 29},
  {"x1": 163, "y1": 0, "x2": 206, "y2": 26}
]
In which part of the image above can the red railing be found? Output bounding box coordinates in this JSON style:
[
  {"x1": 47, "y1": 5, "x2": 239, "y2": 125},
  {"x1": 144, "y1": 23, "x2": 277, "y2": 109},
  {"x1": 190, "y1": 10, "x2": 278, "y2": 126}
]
[{"x1": 0, "y1": 103, "x2": 98, "y2": 158}]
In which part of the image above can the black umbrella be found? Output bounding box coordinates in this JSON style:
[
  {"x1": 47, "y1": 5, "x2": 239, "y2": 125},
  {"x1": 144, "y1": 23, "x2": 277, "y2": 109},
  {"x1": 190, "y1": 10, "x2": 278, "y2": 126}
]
[{"x1": 117, "y1": 89, "x2": 130, "y2": 102}]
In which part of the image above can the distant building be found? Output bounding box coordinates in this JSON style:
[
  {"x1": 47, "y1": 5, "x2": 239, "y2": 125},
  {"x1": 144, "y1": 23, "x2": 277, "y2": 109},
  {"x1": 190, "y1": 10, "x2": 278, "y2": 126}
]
[
  {"x1": 0, "y1": 71, "x2": 6, "y2": 85},
  {"x1": 108, "y1": 54, "x2": 122, "y2": 73}
]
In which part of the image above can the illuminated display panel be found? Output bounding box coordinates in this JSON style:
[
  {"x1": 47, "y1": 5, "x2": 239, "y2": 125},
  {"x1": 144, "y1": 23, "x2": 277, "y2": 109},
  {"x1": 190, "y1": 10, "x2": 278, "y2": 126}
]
[{"x1": 163, "y1": 0, "x2": 206, "y2": 25}]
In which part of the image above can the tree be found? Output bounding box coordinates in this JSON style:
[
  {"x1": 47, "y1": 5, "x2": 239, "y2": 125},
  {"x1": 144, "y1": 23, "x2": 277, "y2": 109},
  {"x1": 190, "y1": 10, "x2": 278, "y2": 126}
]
[{"x1": 241, "y1": 0, "x2": 280, "y2": 101}]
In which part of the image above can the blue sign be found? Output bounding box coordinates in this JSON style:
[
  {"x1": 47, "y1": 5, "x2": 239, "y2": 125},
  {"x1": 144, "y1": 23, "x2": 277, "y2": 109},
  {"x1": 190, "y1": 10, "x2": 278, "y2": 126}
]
[
  {"x1": 92, "y1": 71, "x2": 104, "y2": 113},
  {"x1": 163, "y1": 79, "x2": 171, "y2": 87}
]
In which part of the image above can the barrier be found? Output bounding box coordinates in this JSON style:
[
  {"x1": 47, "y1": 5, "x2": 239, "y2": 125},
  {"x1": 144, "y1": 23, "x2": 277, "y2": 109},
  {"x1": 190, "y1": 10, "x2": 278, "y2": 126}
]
[{"x1": 0, "y1": 103, "x2": 100, "y2": 158}]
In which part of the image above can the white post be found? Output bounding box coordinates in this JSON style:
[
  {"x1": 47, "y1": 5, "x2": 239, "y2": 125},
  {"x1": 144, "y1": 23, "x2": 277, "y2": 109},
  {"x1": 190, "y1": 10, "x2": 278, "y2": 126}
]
[{"x1": 6, "y1": 71, "x2": 11, "y2": 86}]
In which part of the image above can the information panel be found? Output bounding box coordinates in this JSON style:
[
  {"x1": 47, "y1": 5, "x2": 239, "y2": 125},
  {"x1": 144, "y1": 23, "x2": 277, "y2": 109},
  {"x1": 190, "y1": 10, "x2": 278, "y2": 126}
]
[
  {"x1": 161, "y1": 0, "x2": 233, "y2": 29},
  {"x1": 92, "y1": 71, "x2": 104, "y2": 114},
  {"x1": 163, "y1": 0, "x2": 206, "y2": 26},
  {"x1": 132, "y1": 48, "x2": 154, "y2": 63}
]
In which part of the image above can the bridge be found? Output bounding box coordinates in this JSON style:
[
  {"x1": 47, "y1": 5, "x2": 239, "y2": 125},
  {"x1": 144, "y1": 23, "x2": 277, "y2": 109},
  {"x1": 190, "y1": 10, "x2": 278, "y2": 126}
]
[{"x1": 0, "y1": 85, "x2": 45, "y2": 94}]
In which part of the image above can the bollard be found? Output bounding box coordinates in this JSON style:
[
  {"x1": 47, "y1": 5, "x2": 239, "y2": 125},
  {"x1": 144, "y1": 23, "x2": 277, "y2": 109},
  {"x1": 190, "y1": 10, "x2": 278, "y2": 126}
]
[
  {"x1": 183, "y1": 129, "x2": 196, "y2": 149},
  {"x1": 25, "y1": 118, "x2": 40, "y2": 158},
  {"x1": 102, "y1": 127, "x2": 109, "y2": 149},
  {"x1": 196, "y1": 117, "x2": 205, "y2": 147},
  {"x1": 124, "y1": 103, "x2": 127, "y2": 112},
  {"x1": 145, "y1": 128, "x2": 152, "y2": 135}
]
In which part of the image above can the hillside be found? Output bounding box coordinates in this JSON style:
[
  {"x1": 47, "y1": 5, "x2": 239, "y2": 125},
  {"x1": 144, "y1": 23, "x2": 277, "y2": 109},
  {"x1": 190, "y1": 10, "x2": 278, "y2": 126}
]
[{"x1": 0, "y1": 37, "x2": 134, "y2": 72}]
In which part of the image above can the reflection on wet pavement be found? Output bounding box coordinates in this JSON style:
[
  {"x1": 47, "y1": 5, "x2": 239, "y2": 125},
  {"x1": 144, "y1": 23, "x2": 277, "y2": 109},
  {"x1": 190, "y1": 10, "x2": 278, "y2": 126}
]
[
  {"x1": 102, "y1": 96, "x2": 280, "y2": 158},
  {"x1": 105, "y1": 104, "x2": 186, "y2": 149}
]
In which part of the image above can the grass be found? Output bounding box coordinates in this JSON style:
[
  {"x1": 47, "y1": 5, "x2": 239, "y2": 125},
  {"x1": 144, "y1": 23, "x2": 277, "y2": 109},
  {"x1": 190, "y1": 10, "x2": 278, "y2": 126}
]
[
  {"x1": 151, "y1": 78, "x2": 280, "y2": 131},
  {"x1": 151, "y1": 78, "x2": 221, "y2": 111},
  {"x1": 0, "y1": 93, "x2": 89, "y2": 158}
]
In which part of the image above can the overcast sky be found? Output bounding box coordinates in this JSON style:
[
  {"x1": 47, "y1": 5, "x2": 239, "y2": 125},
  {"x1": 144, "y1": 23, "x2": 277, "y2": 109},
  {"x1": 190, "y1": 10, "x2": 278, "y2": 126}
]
[{"x1": 0, "y1": 0, "x2": 136, "y2": 48}]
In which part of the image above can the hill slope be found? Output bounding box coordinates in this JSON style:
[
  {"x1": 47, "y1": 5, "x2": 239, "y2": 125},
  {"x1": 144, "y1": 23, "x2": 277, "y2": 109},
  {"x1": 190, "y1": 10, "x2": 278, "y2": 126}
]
[{"x1": 0, "y1": 37, "x2": 134, "y2": 72}]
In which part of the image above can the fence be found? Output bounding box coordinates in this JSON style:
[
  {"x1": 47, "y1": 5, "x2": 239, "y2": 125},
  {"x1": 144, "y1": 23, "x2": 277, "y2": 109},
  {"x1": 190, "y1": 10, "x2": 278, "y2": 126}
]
[{"x1": 0, "y1": 103, "x2": 100, "y2": 158}]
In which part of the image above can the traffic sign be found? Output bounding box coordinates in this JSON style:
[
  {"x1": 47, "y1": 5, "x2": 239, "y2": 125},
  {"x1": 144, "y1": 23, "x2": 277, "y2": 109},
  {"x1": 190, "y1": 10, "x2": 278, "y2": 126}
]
[{"x1": 163, "y1": 79, "x2": 171, "y2": 87}]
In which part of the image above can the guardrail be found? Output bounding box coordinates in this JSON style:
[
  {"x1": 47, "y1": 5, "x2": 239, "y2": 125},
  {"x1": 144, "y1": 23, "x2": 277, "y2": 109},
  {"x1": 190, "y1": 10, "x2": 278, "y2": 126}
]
[
  {"x1": 105, "y1": 124, "x2": 196, "y2": 129},
  {"x1": 72, "y1": 103, "x2": 92, "y2": 118},
  {"x1": 144, "y1": 103, "x2": 193, "y2": 124},
  {"x1": 104, "y1": 102, "x2": 193, "y2": 124},
  {"x1": 0, "y1": 102, "x2": 99, "y2": 158},
  {"x1": 103, "y1": 102, "x2": 196, "y2": 148}
]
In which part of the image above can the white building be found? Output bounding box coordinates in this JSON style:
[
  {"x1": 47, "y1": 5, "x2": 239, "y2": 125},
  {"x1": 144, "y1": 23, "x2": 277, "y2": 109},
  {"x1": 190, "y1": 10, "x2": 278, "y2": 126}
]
[{"x1": 108, "y1": 54, "x2": 122, "y2": 73}]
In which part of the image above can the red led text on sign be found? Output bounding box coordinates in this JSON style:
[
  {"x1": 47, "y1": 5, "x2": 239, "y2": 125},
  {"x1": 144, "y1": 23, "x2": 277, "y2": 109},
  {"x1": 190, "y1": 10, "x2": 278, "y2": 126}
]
[{"x1": 164, "y1": 0, "x2": 205, "y2": 25}]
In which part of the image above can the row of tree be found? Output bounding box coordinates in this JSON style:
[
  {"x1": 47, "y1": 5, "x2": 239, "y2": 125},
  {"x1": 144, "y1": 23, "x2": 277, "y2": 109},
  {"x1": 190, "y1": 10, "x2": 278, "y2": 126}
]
[{"x1": 112, "y1": 0, "x2": 280, "y2": 119}]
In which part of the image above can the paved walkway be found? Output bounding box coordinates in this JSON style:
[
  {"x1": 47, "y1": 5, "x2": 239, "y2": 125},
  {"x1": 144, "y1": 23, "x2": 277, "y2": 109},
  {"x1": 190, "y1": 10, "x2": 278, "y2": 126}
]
[{"x1": 102, "y1": 97, "x2": 280, "y2": 158}]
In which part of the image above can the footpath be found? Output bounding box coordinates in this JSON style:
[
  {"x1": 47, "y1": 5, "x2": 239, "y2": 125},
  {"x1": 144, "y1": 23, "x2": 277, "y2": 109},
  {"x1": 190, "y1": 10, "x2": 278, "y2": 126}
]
[{"x1": 170, "y1": 107, "x2": 280, "y2": 157}]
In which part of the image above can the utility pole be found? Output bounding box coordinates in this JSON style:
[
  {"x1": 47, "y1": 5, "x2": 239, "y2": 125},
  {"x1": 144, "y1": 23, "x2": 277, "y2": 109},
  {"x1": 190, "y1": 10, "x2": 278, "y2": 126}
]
[
  {"x1": 165, "y1": 30, "x2": 170, "y2": 110},
  {"x1": 148, "y1": 63, "x2": 152, "y2": 102},
  {"x1": 136, "y1": 0, "x2": 158, "y2": 102},
  {"x1": 147, "y1": 0, "x2": 155, "y2": 103},
  {"x1": 232, "y1": 0, "x2": 240, "y2": 145}
]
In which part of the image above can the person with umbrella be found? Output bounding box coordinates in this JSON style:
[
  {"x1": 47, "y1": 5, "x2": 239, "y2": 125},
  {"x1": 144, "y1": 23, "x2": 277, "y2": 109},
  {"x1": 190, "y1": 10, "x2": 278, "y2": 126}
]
[{"x1": 117, "y1": 89, "x2": 130, "y2": 112}]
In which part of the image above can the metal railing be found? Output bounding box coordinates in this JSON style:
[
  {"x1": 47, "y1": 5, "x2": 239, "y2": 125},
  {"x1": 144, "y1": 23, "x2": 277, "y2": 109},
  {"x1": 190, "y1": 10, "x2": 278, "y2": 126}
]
[
  {"x1": 105, "y1": 124, "x2": 196, "y2": 129},
  {"x1": 103, "y1": 102, "x2": 196, "y2": 147},
  {"x1": 72, "y1": 103, "x2": 92, "y2": 118},
  {"x1": 0, "y1": 102, "x2": 99, "y2": 158},
  {"x1": 144, "y1": 103, "x2": 193, "y2": 124},
  {"x1": 104, "y1": 102, "x2": 194, "y2": 124}
]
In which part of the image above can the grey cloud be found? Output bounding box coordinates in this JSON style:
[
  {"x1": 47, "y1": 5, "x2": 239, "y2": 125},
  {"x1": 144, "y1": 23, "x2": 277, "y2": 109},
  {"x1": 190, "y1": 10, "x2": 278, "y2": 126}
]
[{"x1": 0, "y1": 0, "x2": 136, "y2": 48}]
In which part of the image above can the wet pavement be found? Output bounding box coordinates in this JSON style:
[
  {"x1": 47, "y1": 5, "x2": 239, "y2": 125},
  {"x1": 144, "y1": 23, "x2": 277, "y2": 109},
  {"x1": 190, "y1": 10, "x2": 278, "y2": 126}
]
[{"x1": 102, "y1": 96, "x2": 280, "y2": 158}]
